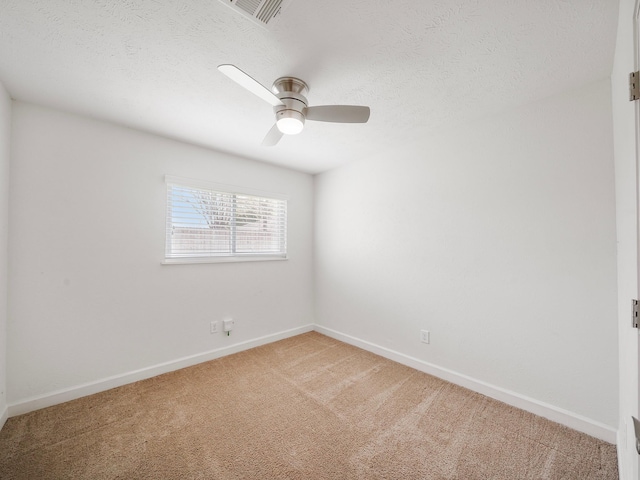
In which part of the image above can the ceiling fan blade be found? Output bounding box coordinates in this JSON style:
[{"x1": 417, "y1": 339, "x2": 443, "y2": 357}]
[
  {"x1": 261, "y1": 124, "x2": 284, "y2": 146},
  {"x1": 304, "y1": 105, "x2": 370, "y2": 123},
  {"x1": 218, "y1": 64, "x2": 284, "y2": 107}
]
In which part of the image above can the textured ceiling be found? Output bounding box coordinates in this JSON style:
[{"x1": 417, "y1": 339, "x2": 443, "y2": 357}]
[{"x1": 0, "y1": 0, "x2": 620, "y2": 174}]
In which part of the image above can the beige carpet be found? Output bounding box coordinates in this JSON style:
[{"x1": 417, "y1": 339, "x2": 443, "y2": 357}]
[{"x1": 0, "y1": 332, "x2": 618, "y2": 479}]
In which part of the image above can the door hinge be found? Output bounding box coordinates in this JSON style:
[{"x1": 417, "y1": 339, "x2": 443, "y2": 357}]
[
  {"x1": 630, "y1": 72, "x2": 640, "y2": 101},
  {"x1": 633, "y1": 299, "x2": 639, "y2": 328}
]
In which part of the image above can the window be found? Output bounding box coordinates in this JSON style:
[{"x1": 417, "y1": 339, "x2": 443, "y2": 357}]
[{"x1": 164, "y1": 176, "x2": 287, "y2": 263}]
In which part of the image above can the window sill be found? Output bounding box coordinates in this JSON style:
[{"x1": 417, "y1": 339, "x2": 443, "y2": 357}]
[{"x1": 162, "y1": 255, "x2": 288, "y2": 265}]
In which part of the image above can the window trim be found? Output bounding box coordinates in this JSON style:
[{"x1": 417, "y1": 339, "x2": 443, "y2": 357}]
[
  {"x1": 163, "y1": 175, "x2": 289, "y2": 265},
  {"x1": 162, "y1": 255, "x2": 288, "y2": 265}
]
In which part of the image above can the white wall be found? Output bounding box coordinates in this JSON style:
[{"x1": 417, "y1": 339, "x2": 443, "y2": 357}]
[
  {"x1": 0, "y1": 81, "x2": 10, "y2": 428},
  {"x1": 611, "y1": 0, "x2": 639, "y2": 478},
  {"x1": 7, "y1": 102, "x2": 314, "y2": 407},
  {"x1": 315, "y1": 79, "x2": 618, "y2": 431}
]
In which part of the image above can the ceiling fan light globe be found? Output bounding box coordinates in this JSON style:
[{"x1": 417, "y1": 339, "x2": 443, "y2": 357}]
[{"x1": 276, "y1": 110, "x2": 305, "y2": 135}]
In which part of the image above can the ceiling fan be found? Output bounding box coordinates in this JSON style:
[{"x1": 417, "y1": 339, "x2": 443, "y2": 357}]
[{"x1": 218, "y1": 64, "x2": 371, "y2": 146}]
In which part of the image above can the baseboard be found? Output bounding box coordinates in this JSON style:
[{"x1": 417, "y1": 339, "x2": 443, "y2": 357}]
[
  {"x1": 314, "y1": 325, "x2": 617, "y2": 444},
  {"x1": 0, "y1": 404, "x2": 7, "y2": 431},
  {"x1": 8, "y1": 324, "x2": 314, "y2": 417}
]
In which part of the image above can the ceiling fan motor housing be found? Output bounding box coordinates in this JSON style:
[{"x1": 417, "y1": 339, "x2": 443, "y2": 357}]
[{"x1": 272, "y1": 77, "x2": 309, "y2": 134}]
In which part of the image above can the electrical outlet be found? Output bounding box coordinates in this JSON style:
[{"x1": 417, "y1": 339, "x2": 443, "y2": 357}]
[
  {"x1": 210, "y1": 321, "x2": 219, "y2": 334},
  {"x1": 420, "y1": 330, "x2": 430, "y2": 344}
]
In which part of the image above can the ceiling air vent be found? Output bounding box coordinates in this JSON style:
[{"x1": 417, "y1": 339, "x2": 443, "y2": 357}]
[{"x1": 218, "y1": 0, "x2": 292, "y2": 28}]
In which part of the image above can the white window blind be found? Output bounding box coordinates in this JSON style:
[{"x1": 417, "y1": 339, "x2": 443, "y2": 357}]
[{"x1": 165, "y1": 177, "x2": 287, "y2": 261}]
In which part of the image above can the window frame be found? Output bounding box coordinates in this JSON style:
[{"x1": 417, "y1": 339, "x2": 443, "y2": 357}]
[{"x1": 163, "y1": 175, "x2": 288, "y2": 265}]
